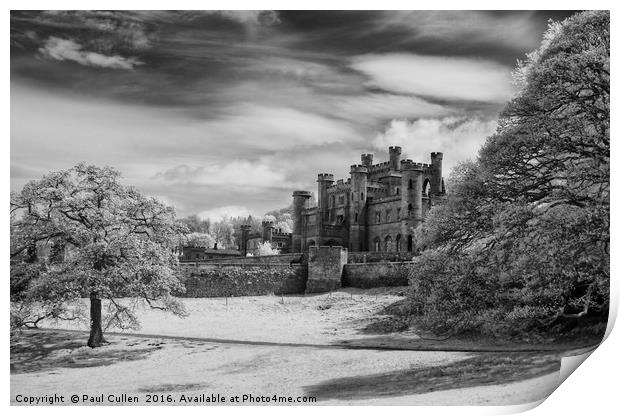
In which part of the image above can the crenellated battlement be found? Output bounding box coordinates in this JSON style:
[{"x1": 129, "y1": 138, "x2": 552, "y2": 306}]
[{"x1": 317, "y1": 173, "x2": 334, "y2": 181}]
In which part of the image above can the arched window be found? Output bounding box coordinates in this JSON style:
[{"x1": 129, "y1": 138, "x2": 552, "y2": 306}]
[
  {"x1": 361, "y1": 192, "x2": 364, "y2": 201},
  {"x1": 386, "y1": 209, "x2": 391, "y2": 222},
  {"x1": 397, "y1": 208, "x2": 401, "y2": 220},
  {"x1": 396, "y1": 234, "x2": 402, "y2": 251},
  {"x1": 354, "y1": 212, "x2": 358, "y2": 223},
  {"x1": 374, "y1": 237, "x2": 381, "y2": 252},
  {"x1": 408, "y1": 179, "x2": 413, "y2": 189},
  {"x1": 407, "y1": 235, "x2": 413, "y2": 252},
  {"x1": 375, "y1": 212, "x2": 381, "y2": 224},
  {"x1": 407, "y1": 203, "x2": 413, "y2": 217},
  {"x1": 423, "y1": 179, "x2": 431, "y2": 196},
  {"x1": 308, "y1": 240, "x2": 316, "y2": 247},
  {"x1": 384, "y1": 235, "x2": 393, "y2": 252},
  {"x1": 396, "y1": 187, "x2": 400, "y2": 196}
]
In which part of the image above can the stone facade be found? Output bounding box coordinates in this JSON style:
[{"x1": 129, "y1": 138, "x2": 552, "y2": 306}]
[
  {"x1": 292, "y1": 147, "x2": 445, "y2": 253},
  {"x1": 306, "y1": 245, "x2": 348, "y2": 294}
]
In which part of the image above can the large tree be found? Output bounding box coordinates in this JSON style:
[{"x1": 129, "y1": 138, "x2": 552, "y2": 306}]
[
  {"x1": 10, "y1": 163, "x2": 187, "y2": 347},
  {"x1": 410, "y1": 11, "x2": 609, "y2": 339}
]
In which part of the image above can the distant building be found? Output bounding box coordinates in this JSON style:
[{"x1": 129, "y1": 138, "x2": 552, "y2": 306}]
[
  {"x1": 242, "y1": 220, "x2": 292, "y2": 255},
  {"x1": 291, "y1": 146, "x2": 445, "y2": 253},
  {"x1": 178, "y1": 244, "x2": 242, "y2": 261}
]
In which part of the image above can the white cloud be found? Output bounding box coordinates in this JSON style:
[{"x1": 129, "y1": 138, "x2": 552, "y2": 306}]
[
  {"x1": 378, "y1": 11, "x2": 542, "y2": 51},
  {"x1": 373, "y1": 116, "x2": 498, "y2": 176},
  {"x1": 39, "y1": 37, "x2": 143, "y2": 69},
  {"x1": 155, "y1": 160, "x2": 288, "y2": 188},
  {"x1": 208, "y1": 11, "x2": 280, "y2": 26},
  {"x1": 198, "y1": 205, "x2": 255, "y2": 222},
  {"x1": 335, "y1": 93, "x2": 451, "y2": 121},
  {"x1": 351, "y1": 53, "x2": 513, "y2": 103}
]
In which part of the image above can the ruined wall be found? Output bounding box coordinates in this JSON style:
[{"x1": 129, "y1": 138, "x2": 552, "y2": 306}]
[
  {"x1": 179, "y1": 264, "x2": 306, "y2": 297},
  {"x1": 306, "y1": 246, "x2": 348, "y2": 293},
  {"x1": 343, "y1": 261, "x2": 414, "y2": 288}
]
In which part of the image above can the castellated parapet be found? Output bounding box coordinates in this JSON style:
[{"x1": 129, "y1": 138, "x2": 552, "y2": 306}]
[{"x1": 293, "y1": 146, "x2": 445, "y2": 253}]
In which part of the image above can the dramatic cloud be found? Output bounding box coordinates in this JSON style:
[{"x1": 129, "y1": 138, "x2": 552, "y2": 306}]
[
  {"x1": 373, "y1": 117, "x2": 498, "y2": 175},
  {"x1": 377, "y1": 11, "x2": 544, "y2": 51},
  {"x1": 351, "y1": 54, "x2": 513, "y2": 103},
  {"x1": 154, "y1": 161, "x2": 289, "y2": 189},
  {"x1": 11, "y1": 11, "x2": 574, "y2": 216},
  {"x1": 39, "y1": 37, "x2": 143, "y2": 69},
  {"x1": 210, "y1": 10, "x2": 280, "y2": 26}
]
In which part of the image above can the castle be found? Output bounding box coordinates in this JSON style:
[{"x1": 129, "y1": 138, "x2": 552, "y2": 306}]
[{"x1": 291, "y1": 146, "x2": 445, "y2": 253}]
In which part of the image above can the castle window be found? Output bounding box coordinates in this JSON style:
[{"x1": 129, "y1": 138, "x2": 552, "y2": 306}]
[
  {"x1": 336, "y1": 214, "x2": 344, "y2": 224},
  {"x1": 396, "y1": 234, "x2": 402, "y2": 251},
  {"x1": 423, "y1": 179, "x2": 431, "y2": 196},
  {"x1": 408, "y1": 179, "x2": 413, "y2": 189},
  {"x1": 407, "y1": 235, "x2": 413, "y2": 252},
  {"x1": 408, "y1": 203, "x2": 413, "y2": 217},
  {"x1": 396, "y1": 187, "x2": 400, "y2": 196},
  {"x1": 354, "y1": 212, "x2": 358, "y2": 223},
  {"x1": 386, "y1": 210, "x2": 391, "y2": 222},
  {"x1": 338, "y1": 195, "x2": 345, "y2": 206},
  {"x1": 384, "y1": 235, "x2": 393, "y2": 252},
  {"x1": 361, "y1": 192, "x2": 364, "y2": 200},
  {"x1": 397, "y1": 208, "x2": 401, "y2": 220},
  {"x1": 375, "y1": 212, "x2": 381, "y2": 224},
  {"x1": 374, "y1": 237, "x2": 381, "y2": 252}
]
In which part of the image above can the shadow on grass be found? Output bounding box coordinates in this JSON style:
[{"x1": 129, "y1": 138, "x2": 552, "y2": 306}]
[
  {"x1": 11, "y1": 330, "x2": 160, "y2": 374},
  {"x1": 304, "y1": 352, "x2": 560, "y2": 401}
]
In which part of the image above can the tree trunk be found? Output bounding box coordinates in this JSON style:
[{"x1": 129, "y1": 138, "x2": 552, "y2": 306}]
[{"x1": 87, "y1": 292, "x2": 107, "y2": 348}]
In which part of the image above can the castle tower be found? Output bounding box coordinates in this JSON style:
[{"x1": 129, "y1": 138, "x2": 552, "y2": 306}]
[
  {"x1": 389, "y1": 146, "x2": 402, "y2": 171},
  {"x1": 240, "y1": 224, "x2": 251, "y2": 256},
  {"x1": 361, "y1": 153, "x2": 373, "y2": 167},
  {"x1": 262, "y1": 219, "x2": 274, "y2": 243},
  {"x1": 401, "y1": 160, "x2": 424, "y2": 224},
  {"x1": 430, "y1": 152, "x2": 444, "y2": 196},
  {"x1": 292, "y1": 190, "x2": 312, "y2": 252},
  {"x1": 349, "y1": 164, "x2": 368, "y2": 251},
  {"x1": 317, "y1": 173, "x2": 334, "y2": 223}
]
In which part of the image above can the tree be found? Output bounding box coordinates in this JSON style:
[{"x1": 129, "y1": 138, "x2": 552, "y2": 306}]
[
  {"x1": 179, "y1": 214, "x2": 211, "y2": 234},
  {"x1": 255, "y1": 241, "x2": 280, "y2": 256},
  {"x1": 409, "y1": 11, "x2": 609, "y2": 340},
  {"x1": 183, "y1": 232, "x2": 215, "y2": 248},
  {"x1": 210, "y1": 218, "x2": 235, "y2": 249},
  {"x1": 10, "y1": 163, "x2": 188, "y2": 347}
]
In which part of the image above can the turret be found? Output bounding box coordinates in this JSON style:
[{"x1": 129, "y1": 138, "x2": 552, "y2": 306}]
[
  {"x1": 401, "y1": 160, "x2": 424, "y2": 223},
  {"x1": 240, "y1": 224, "x2": 251, "y2": 256},
  {"x1": 317, "y1": 173, "x2": 334, "y2": 222},
  {"x1": 262, "y1": 219, "x2": 274, "y2": 242},
  {"x1": 430, "y1": 152, "x2": 444, "y2": 196},
  {"x1": 361, "y1": 153, "x2": 373, "y2": 167},
  {"x1": 349, "y1": 165, "x2": 368, "y2": 251},
  {"x1": 389, "y1": 146, "x2": 402, "y2": 171},
  {"x1": 292, "y1": 190, "x2": 312, "y2": 252}
]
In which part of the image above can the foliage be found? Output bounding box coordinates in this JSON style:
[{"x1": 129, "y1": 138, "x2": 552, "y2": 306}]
[
  {"x1": 183, "y1": 232, "x2": 215, "y2": 248},
  {"x1": 10, "y1": 163, "x2": 188, "y2": 331},
  {"x1": 409, "y1": 11, "x2": 609, "y2": 341},
  {"x1": 255, "y1": 241, "x2": 280, "y2": 256}
]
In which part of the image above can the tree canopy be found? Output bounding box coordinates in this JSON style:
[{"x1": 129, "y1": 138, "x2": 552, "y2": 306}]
[
  {"x1": 409, "y1": 11, "x2": 609, "y2": 340},
  {"x1": 10, "y1": 163, "x2": 188, "y2": 346}
]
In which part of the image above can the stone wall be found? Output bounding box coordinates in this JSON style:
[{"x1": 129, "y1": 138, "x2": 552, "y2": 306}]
[
  {"x1": 347, "y1": 251, "x2": 415, "y2": 263},
  {"x1": 342, "y1": 261, "x2": 414, "y2": 288},
  {"x1": 181, "y1": 253, "x2": 303, "y2": 265},
  {"x1": 306, "y1": 246, "x2": 348, "y2": 293},
  {"x1": 179, "y1": 264, "x2": 307, "y2": 297}
]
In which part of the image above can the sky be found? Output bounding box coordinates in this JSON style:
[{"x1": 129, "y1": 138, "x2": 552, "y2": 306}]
[{"x1": 10, "y1": 10, "x2": 577, "y2": 220}]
